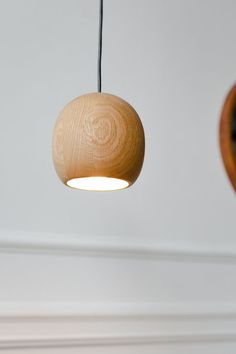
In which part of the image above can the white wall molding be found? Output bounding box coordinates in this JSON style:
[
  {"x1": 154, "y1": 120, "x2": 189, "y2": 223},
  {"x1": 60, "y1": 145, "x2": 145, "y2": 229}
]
[
  {"x1": 1, "y1": 230, "x2": 236, "y2": 263},
  {"x1": 1, "y1": 302, "x2": 236, "y2": 319},
  {"x1": 1, "y1": 230, "x2": 236, "y2": 350},
  {"x1": 1, "y1": 333, "x2": 236, "y2": 349},
  {"x1": 1, "y1": 308, "x2": 236, "y2": 349}
]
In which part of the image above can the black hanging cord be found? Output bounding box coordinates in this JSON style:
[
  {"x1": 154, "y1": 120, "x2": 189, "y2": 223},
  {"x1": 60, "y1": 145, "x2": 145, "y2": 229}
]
[{"x1": 98, "y1": 0, "x2": 103, "y2": 92}]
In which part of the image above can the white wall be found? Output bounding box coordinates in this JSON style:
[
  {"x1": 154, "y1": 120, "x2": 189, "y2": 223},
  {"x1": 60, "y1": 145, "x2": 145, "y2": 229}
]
[{"x1": 0, "y1": 0, "x2": 235, "y2": 353}]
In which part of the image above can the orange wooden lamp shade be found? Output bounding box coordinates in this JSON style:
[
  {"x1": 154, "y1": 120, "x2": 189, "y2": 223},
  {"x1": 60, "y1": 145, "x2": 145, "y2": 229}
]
[
  {"x1": 52, "y1": 1, "x2": 145, "y2": 191},
  {"x1": 219, "y1": 83, "x2": 236, "y2": 192},
  {"x1": 52, "y1": 93, "x2": 145, "y2": 191}
]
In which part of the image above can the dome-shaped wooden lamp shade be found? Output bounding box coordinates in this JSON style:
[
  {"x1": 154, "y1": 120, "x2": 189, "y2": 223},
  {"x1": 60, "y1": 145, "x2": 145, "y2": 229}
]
[
  {"x1": 52, "y1": 93, "x2": 145, "y2": 191},
  {"x1": 219, "y1": 84, "x2": 236, "y2": 192}
]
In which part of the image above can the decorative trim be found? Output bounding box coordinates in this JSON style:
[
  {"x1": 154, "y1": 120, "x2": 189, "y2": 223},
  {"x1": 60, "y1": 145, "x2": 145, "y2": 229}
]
[
  {"x1": 0, "y1": 230, "x2": 236, "y2": 263},
  {"x1": 1, "y1": 304, "x2": 236, "y2": 349},
  {"x1": 1, "y1": 302, "x2": 236, "y2": 319},
  {"x1": 1, "y1": 333, "x2": 236, "y2": 349},
  {"x1": 1, "y1": 231, "x2": 236, "y2": 349}
]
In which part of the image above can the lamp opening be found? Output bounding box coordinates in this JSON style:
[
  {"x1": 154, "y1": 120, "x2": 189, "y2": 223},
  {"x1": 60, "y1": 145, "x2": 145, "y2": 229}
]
[{"x1": 66, "y1": 177, "x2": 129, "y2": 191}]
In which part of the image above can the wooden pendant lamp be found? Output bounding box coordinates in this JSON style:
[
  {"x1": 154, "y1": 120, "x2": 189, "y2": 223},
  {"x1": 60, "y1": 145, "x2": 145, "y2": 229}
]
[
  {"x1": 219, "y1": 83, "x2": 236, "y2": 192},
  {"x1": 52, "y1": 0, "x2": 145, "y2": 191}
]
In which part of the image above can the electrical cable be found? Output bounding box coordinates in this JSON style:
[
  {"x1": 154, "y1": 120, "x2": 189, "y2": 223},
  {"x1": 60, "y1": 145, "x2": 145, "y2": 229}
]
[{"x1": 97, "y1": 0, "x2": 103, "y2": 92}]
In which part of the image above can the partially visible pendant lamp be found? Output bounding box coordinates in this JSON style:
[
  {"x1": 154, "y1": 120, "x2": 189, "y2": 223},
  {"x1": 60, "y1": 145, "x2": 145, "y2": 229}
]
[
  {"x1": 52, "y1": 0, "x2": 145, "y2": 191},
  {"x1": 219, "y1": 83, "x2": 236, "y2": 192}
]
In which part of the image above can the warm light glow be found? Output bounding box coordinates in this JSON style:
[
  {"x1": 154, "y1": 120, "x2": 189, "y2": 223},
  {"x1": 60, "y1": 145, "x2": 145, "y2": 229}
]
[{"x1": 66, "y1": 177, "x2": 129, "y2": 191}]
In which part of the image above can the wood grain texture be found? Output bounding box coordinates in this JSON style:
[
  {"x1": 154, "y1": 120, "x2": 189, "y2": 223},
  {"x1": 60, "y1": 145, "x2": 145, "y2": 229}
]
[
  {"x1": 219, "y1": 84, "x2": 236, "y2": 192},
  {"x1": 52, "y1": 93, "x2": 145, "y2": 188}
]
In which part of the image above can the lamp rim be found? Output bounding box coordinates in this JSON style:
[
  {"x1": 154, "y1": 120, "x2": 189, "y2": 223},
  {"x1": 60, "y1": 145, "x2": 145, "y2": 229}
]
[{"x1": 66, "y1": 176, "x2": 130, "y2": 192}]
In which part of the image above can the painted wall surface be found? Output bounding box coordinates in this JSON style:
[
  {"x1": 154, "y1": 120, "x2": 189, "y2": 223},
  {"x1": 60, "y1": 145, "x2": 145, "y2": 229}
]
[
  {"x1": 0, "y1": 0, "x2": 234, "y2": 245},
  {"x1": 0, "y1": 0, "x2": 235, "y2": 353}
]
